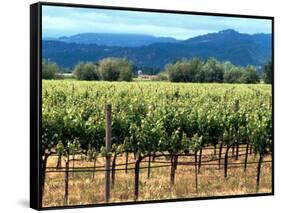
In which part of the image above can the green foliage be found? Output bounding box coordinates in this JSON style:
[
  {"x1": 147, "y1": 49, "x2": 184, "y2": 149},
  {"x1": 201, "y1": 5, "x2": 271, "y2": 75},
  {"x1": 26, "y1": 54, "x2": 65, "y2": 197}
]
[
  {"x1": 165, "y1": 58, "x2": 259, "y2": 84},
  {"x1": 166, "y1": 58, "x2": 202, "y2": 82},
  {"x1": 86, "y1": 147, "x2": 98, "y2": 161},
  {"x1": 56, "y1": 141, "x2": 64, "y2": 156},
  {"x1": 169, "y1": 129, "x2": 181, "y2": 153},
  {"x1": 248, "y1": 105, "x2": 272, "y2": 155},
  {"x1": 165, "y1": 63, "x2": 184, "y2": 82},
  {"x1": 68, "y1": 138, "x2": 80, "y2": 155},
  {"x1": 241, "y1": 65, "x2": 260, "y2": 83},
  {"x1": 73, "y1": 62, "x2": 99, "y2": 81},
  {"x1": 112, "y1": 144, "x2": 124, "y2": 154},
  {"x1": 201, "y1": 58, "x2": 224, "y2": 83},
  {"x1": 181, "y1": 133, "x2": 190, "y2": 152},
  {"x1": 100, "y1": 146, "x2": 112, "y2": 157},
  {"x1": 44, "y1": 57, "x2": 262, "y2": 84},
  {"x1": 42, "y1": 59, "x2": 60, "y2": 79},
  {"x1": 223, "y1": 67, "x2": 244, "y2": 83},
  {"x1": 189, "y1": 134, "x2": 203, "y2": 153},
  {"x1": 98, "y1": 58, "x2": 134, "y2": 81},
  {"x1": 43, "y1": 81, "x2": 272, "y2": 159},
  {"x1": 55, "y1": 138, "x2": 80, "y2": 157},
  {"x1": 222, "y1": 62, "x2": 259, "y2": 84},
  {"x1": 263, "y1": 61, "x2": 272, "y2": 84}
]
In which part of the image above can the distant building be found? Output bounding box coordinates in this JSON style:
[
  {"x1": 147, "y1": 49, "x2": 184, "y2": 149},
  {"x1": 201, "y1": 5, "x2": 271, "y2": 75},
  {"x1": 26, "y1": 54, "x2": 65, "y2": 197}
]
[
  {"x1": 137, "y1": 69, "x2": 158, "y2": 80},
  {"x1": 138, "y1": 74, "x2": 157, "y2": 80}
]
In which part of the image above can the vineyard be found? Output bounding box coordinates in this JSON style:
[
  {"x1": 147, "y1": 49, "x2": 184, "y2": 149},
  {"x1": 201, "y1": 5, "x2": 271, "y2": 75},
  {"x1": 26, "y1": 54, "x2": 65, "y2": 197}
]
[{"x1": 42, "y1": 80, "x2": 272, "y2": 207}]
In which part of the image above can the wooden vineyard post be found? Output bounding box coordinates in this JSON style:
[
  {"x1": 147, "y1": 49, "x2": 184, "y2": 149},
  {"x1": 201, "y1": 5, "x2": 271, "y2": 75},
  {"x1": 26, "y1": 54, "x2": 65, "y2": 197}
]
[
  {"x1": 218, "y1": 142, "x2": 223, "y2": 169},
  {"x1": 64, "y1": 155, "x2": 70, "y2": 205},
  {"x1": 170, "y1": 155, "x2": 175, "y2": 185},
  {"x1": 147, "y1": 154, "x2": 151, "y2": 179},
  {"x1": 105, "y1": 104, "x2": 112, "y2": 203},
  {"x1": 125, "y1": 152, "x2": 129, "y2": 173},
  {"x1": 194, "y1": 151, "x2": 198, "y2": 193},
  {"x1": 198, "y1": 147, "x2": 202, "y2": 173}
]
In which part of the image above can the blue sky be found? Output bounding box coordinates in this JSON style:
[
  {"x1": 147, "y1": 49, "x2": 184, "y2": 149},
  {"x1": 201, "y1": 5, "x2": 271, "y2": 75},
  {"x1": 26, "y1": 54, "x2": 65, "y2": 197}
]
[{"x1": 42, "y1": 5, "x2": 272, "y2": 40}]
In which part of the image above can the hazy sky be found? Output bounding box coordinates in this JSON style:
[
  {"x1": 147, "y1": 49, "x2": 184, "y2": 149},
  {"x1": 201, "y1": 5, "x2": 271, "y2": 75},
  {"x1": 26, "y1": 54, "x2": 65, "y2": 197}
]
[{"x1": 42, "y1": 5, "x2": 272, "y2": 40}]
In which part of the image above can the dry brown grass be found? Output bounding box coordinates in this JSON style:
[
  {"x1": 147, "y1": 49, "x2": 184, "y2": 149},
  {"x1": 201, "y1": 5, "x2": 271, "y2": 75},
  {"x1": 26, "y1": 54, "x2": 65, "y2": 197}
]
[{"x1": 43, "y1": 147, "x2": 272, "y2": 207}]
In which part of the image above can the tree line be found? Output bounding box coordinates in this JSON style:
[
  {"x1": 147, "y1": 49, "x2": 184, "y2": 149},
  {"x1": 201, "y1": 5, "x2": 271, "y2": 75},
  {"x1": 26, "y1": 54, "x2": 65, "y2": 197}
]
[
  {"x1": 42, "y1": 57, "x2": 272, "y2": 84},
  {"x1": 42, "y1": 58, "x2": 134, "y2": 81},
  {"x1": 161, "y1": 58, "x2": 272, "y2": 84}
]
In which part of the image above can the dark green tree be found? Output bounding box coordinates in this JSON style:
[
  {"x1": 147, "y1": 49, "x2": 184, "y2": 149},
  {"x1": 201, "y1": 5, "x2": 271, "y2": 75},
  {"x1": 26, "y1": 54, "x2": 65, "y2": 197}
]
[
  {"x1": 73, "y1": 62, "x2": 99, "y2": 81},
  {"x1": 166, "y1": 58, "x2": 202, "y2": 82},
  {"x1": 223, "y1": 67, "x2": 244, "y2": 83},
  {"x1": 98, "y1": 58, "x2": 134, "y2": 81},
  {"x1": 241, "y1": 65, "x2": 259, "y2": 83},
  {"x1": 189, "y1": 58, "x2": 203, "y2": 82},
  {"x1": 263, "y1": 61, "x2": 272, "y2": 84},
  {"x1": 202, "y1": 58, "x2": 224, "y2": 83},
  {"x1": 42, "y1": 59, "x2": 60, "y2": 79},
  {"x1": 165, "y1": 63, "x2": 185, "y2": 82}
]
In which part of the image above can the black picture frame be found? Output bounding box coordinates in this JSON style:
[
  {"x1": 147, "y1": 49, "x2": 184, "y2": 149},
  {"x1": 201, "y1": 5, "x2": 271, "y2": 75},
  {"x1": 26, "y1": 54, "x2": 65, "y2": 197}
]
[{"x1": 30, "y1": 1, "x2": 274, "y2": 210}]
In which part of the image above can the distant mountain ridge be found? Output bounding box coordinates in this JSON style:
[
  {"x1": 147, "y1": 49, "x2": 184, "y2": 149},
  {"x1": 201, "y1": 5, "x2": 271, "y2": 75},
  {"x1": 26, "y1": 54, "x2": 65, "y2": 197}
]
[
  {"x1": 46, "y1": 33, "x2": 179, "y2": 47},
  {"x1": 42, "y1": 29, "x2": 272, "y2": 71}
]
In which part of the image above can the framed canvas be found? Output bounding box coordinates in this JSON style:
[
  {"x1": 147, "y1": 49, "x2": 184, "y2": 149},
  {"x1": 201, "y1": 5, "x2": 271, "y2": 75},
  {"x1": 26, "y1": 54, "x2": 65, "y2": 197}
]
[{"x1": 30, "y1": 2, "x2": 274, "y2": 210}]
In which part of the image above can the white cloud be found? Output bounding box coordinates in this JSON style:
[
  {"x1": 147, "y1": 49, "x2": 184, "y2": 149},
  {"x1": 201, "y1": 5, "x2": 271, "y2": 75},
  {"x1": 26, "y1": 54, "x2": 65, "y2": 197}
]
[{"x1": 42, "y1": 5, "x2": 272, "y2": 39}]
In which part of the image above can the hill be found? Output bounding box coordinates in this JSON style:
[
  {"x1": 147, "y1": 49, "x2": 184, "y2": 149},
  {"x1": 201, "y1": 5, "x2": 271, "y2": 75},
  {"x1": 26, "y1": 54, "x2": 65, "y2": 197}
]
[
  {"x1": 42, "y1": 29, "x2": 272, "y2": 71},
  {"x1": 46, "y1": 33, "x2": 179, "y2": 47}
]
